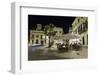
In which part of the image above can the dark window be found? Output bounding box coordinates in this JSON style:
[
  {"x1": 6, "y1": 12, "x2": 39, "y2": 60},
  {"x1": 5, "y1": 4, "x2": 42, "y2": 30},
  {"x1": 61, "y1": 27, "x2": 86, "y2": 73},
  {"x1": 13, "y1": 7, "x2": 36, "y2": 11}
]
[
  {"x1": 32, "y1": 34, "x2": 34, "y2": 38},
  {"x1": 87, "y1": 35, "x2": 88, "y2": 45},
  {"x1": 36, "y1": 39, "x2": 39, "y2": 44},
  {"x1": 78, "y1": 25, "x2": 82, "y2": 34},
  {"x1": 78, "y1": 22, "x2": 88, "y2": 34},
  {"x1": 86, "y1": 20, "x2": 88, "y2": 29},
  {"x1": 41, "y1": 35, "x2": 43, "y2": 39},
  {"x1": 32, "y1": 40, "x2": 34, "y2": 44},
  {"x1": 41, "y1": 40, "x2": 44, "y2": 45},
  {"x1": 45, "y1": 40, "x2": 46, "y2": 43},
  {"x1": 83, "y1": 23, "x2": 86, "y2": 31},
  {"x1": 78, "y1": 18, "x2": 80, "y2": 23},
  {"x1": 83, "y1": 21, "x2": 88, "y2": 32},
  {"x1": 82, "y1": 37, "x2": 85, "y2": 45},
  {"x1": 59, "y1": 31, "x2": 62, "y2": 33},
  {"x1": 36, "y1": 35, "x2": 39, "y2": 38}
]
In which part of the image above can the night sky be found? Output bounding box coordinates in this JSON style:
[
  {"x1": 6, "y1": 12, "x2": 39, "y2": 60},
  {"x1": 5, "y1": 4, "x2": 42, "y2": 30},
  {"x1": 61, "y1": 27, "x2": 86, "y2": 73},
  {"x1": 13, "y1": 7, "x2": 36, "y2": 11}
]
[{"x1": 28, "y1": 15, "x2": 75, "y2": 34}]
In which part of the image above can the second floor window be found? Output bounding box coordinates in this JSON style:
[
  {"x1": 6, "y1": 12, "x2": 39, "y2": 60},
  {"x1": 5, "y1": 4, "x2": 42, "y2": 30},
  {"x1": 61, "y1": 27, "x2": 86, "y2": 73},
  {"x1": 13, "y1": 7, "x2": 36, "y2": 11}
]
[
  {"x1": 59, "y1": 31, "x2": 62, "y2": 33},
  {"x1": 41, "y1": 35, "x2": 43, "y2": 39},
  {"x1": 32, "y1": 34, "x2": 34, "y2": 38},
  {"x1": 36, "y1": 35, "x2": 39, "y2": 38}
]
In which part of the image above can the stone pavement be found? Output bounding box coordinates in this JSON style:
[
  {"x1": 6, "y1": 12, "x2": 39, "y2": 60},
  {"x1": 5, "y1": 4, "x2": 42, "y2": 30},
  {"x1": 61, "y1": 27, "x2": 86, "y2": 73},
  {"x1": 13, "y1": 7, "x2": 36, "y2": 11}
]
[{"x1": 28, "y1": 46, "x2": 88, "y2": 60}]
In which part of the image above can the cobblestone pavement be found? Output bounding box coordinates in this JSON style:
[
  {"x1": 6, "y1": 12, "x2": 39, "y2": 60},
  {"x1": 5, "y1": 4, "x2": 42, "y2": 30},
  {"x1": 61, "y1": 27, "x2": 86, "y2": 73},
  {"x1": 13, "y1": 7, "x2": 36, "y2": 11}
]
[{"x1": 28, "y1": 46, "x2": 88, "y2": 60}]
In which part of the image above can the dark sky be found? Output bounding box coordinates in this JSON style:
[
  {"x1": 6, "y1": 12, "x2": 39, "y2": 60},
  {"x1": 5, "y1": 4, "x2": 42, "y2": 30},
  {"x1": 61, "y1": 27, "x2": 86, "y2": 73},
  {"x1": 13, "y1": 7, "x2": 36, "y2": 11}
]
[{"x1": 28, "y1": 15, "x2": 75, "y2": 34}]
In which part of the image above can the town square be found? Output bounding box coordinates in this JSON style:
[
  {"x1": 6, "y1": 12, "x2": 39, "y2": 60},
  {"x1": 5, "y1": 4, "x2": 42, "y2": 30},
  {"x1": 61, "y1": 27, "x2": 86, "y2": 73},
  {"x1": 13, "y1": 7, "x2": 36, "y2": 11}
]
[{"x1": 28, "y1": 15, "x2": 88, "y2": 60}]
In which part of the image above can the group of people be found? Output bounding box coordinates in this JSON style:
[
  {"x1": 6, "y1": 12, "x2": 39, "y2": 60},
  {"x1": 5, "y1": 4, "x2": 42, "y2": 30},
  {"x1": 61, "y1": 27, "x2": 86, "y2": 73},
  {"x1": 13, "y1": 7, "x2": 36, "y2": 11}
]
[
  {"x1": 56, "y1": 39, "x2": 82, "y2": 52},
  {"x1": 69, "y1": 42, "x2": 82, "y2": 51}
]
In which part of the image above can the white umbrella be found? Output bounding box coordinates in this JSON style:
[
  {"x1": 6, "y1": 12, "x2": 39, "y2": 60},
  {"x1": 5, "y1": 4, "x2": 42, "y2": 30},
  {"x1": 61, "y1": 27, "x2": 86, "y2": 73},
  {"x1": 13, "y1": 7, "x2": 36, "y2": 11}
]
[
  {"x1": 62, "y1": 33, "x2": 81, "y2": 39},
  {"x1": 54, "y1": 33, "x2": 81, "y2": 40}
]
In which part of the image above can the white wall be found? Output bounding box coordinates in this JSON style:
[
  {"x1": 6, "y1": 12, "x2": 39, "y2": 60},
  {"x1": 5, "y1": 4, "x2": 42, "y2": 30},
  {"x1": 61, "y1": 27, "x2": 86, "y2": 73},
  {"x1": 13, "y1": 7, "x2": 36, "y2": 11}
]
[{"x1": 0, "y1": 0, "x2": 100, "y2": 76}]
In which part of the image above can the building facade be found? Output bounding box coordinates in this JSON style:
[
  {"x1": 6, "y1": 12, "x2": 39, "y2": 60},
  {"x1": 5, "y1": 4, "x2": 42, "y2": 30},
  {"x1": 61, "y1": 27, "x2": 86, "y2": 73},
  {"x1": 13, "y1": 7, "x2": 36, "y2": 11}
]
[
  {"x1": 29, "y1": 30, "x2": 45, "y2": 45},
  {"x1": 29, "y1": 24, "x2": 45, "y2": 45},
  {"x1": 72, "y1": 17, "x2": 88, "y2": 47},
  {"x1": 29, "y1": 24, "x2": 63, "y2": 46},
  {"x1": 53, "y1": 27, "x2": 63, "y2": 36}
]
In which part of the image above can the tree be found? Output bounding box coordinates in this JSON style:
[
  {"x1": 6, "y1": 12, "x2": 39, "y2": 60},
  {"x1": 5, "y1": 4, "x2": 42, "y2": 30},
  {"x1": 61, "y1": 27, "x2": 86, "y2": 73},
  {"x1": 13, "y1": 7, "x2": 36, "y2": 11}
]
[{"x1": 44, "y1": 24, "x2": 56, "y2": 48}]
